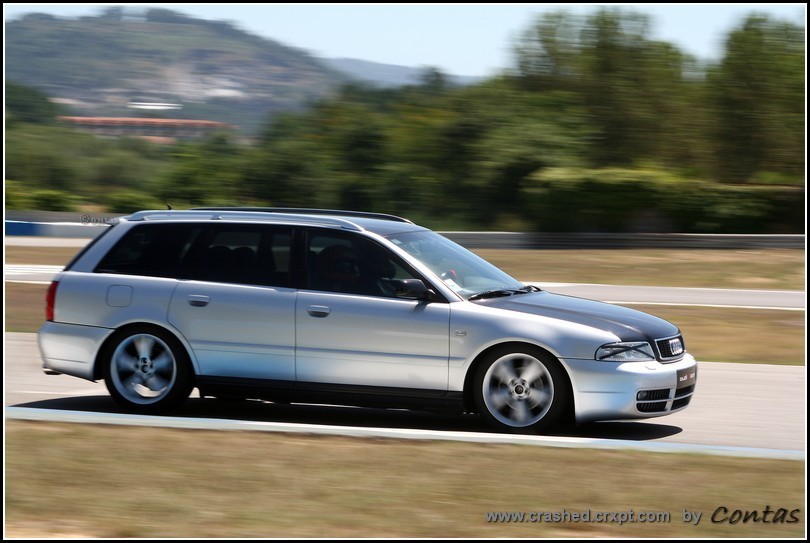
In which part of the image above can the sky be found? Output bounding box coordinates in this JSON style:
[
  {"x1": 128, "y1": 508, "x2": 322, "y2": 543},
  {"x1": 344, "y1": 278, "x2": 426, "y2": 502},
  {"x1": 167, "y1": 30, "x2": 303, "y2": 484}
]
[{"x1": 3, "y1": 3, "x2": 806, "y2": 77}]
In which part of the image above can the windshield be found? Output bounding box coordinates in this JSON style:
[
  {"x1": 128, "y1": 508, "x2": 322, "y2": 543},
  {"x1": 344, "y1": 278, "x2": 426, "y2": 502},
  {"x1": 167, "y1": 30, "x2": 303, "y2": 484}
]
[{"x1": 386, "y1": 231, "x2": 525, "y2": 299}]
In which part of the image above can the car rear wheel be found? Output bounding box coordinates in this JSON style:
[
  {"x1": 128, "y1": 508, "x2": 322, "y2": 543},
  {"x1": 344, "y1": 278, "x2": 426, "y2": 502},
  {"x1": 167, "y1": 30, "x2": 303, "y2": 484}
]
[
  {"x1": 103, "y1": 326, "x2": 193, "y2": 414},
  {"x1": 473, "y1": 346, "x2": 569, "y2": 433}
]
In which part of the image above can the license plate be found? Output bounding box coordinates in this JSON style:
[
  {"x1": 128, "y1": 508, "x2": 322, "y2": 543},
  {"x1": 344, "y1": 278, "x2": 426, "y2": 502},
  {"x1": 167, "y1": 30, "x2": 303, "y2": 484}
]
[{"x1": 677, "y1": 366, "x2": 697, "y2": 388}]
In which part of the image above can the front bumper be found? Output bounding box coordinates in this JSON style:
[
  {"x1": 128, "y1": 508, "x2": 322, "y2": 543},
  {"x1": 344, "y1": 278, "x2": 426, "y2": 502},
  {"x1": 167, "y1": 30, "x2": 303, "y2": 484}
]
[
  {"x1": 38, "y1": 321, "x2": 114, "y2": 381},
  {"x1": 562, "y1": 353, "x2": 698, "y2": 423}
]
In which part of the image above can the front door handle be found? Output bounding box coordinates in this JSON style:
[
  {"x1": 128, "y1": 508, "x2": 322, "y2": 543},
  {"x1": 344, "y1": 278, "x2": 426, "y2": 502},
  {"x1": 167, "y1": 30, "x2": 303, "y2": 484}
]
[
  {"x1": 307, "y1": 305, "x2": 331, "y2": 318},
  {"x1": 188, "y1": 295, "x2": 210, "y2": 307}
]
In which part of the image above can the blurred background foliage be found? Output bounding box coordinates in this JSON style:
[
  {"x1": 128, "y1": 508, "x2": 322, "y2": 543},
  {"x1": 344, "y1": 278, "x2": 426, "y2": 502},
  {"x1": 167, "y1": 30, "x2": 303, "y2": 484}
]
[{"x1": 4, "y1": 9, "x2": 805, "y2": 232}]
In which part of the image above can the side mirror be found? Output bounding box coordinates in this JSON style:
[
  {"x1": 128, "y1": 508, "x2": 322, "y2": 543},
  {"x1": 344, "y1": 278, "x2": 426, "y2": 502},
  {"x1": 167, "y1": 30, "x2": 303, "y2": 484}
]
[{"x1": 393, "y1": 279, "x2": 436, "y2": 302}]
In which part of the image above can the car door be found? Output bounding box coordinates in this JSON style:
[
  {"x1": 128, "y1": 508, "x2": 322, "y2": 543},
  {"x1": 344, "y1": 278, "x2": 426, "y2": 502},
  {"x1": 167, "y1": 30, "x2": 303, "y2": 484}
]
[
  {"x1": 168, "y1": 224, "x2": 297, "y2": 381},
  {"x1": 295, "y1": 229, "x2": 450, "y2": 391}
]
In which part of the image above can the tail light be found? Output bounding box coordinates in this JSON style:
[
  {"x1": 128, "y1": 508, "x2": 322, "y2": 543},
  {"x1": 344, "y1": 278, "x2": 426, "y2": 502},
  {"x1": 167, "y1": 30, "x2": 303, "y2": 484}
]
[{"x1": 46, "y1": 281, "x2": 59, "y2": 321}]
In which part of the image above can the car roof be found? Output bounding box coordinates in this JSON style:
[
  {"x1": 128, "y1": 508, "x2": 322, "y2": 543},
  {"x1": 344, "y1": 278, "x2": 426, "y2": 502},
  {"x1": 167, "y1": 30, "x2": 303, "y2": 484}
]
[{"x1": 124, "y1": 208, "x2": 428, "y2": 236}]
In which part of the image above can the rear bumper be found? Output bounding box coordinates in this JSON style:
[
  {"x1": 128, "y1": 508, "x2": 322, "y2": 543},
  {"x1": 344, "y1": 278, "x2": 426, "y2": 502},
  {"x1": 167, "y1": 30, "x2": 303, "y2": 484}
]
[{"x1": 38, "y1": 321, "x2": 113, "y2": 381}]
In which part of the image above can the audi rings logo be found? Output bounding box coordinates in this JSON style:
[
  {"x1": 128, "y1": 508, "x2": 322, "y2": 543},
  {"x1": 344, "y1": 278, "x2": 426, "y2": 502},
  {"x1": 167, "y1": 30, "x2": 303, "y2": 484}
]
[{"x1": 669, "y1": 338, "x2": 684, "y2": 356}]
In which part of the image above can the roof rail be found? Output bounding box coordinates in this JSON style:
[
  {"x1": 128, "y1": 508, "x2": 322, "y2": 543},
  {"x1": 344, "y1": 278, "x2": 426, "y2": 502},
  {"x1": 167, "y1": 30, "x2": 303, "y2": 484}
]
[
  {"x1": 193, "y1": 207, "x2": 413, "y2": 224},
  {"x1": 125, "y1": 209, "x2": 364, "y2": 231}
]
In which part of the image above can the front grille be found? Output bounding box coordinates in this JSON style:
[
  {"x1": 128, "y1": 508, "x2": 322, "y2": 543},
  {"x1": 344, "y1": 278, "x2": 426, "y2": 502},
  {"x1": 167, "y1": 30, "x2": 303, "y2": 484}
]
[
  {"x1": 637, "y1": 401, "x2": 667, "y2": 413},
  {"x1": 656, "y1": 335, "x2": 685, "y2": 361}
]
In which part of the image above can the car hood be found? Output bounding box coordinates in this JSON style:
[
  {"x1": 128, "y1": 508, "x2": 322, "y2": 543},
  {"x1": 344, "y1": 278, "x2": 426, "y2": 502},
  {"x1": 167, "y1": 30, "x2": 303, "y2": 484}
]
[{"x1": 476, "y1": 291, "x2": 679, "y2": 343}]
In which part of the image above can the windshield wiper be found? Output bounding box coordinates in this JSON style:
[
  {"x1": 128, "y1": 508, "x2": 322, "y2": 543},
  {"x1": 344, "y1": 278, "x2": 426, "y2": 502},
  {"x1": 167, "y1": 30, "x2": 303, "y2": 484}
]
[
  {"x1": 469, "y1": 288, "x2": 524, "y2": 301},
  {"x1": 469, "y1": 285, "x2": 542, "y2": 301}
]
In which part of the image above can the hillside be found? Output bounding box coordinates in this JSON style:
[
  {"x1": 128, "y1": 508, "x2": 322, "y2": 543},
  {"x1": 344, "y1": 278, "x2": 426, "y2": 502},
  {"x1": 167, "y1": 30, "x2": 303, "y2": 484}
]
[{"x1": 5, "y1": 9, "x2": 348, "y2": 134}]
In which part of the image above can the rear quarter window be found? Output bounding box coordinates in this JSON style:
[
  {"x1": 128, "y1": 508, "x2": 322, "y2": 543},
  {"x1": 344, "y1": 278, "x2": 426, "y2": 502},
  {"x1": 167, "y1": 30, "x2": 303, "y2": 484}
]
[{"x1": 63, "y1": 223, "x2": 116, "y2": 271}]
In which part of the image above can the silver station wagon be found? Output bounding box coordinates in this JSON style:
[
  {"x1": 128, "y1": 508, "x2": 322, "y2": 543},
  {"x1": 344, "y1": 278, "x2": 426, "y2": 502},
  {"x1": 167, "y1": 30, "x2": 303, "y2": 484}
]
[{"x1": 38, "y1": 208, "x2": 697, "y2": 433}]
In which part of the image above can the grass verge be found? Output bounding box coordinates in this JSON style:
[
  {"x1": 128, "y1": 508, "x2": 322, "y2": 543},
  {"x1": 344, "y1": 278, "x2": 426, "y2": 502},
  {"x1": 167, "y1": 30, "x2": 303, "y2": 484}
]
[
  {"x1": 5, "y1": 246, "x2": 81, "y2": 266},
  {"x1": 616, "y1": 305, "x2": 805, "y2": 365},
  {"x1": 475, "y1": 248, "x2": 805, "y2": 290},
  {"x1": 5, "y1": 421, "x2": 804, "y2": 538},
  {"x1": 5, "y1": 283, "x2": 48, "y2": 333}
]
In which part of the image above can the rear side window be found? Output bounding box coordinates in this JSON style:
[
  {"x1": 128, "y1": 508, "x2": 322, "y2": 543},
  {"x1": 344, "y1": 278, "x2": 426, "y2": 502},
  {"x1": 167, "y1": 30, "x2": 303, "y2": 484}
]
[
  {"x1": 95, "y1": 223, "x2": 202, "y2": 278},
  {"x1": 190, "y1": 224, "x2": 293, "y2": 287}
]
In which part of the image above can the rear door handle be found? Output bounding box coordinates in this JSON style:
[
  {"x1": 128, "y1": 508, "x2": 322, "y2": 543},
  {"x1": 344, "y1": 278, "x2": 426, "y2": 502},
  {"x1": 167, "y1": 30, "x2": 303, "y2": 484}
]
[
  {"x1": 187, "y1": 295, "x2": 210, "y2": 307},
  {"x1": 307, "y1": 305, "x2": 331, "y2": 318}
]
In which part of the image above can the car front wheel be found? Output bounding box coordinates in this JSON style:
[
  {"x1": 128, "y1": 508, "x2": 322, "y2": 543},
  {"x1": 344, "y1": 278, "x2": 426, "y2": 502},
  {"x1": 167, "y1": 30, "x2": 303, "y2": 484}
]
[
  {"x1": 473, "y1": 346, "x2": 570, "y2": 433},
  {"x1": 103, "y1": 326, "x2": 193, "y2": 414}
]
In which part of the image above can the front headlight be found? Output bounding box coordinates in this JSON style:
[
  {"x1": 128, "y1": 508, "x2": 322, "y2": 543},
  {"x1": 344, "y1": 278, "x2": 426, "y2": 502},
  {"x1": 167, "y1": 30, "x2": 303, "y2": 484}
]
[{"x1": 596, "y1": 342, "x2": 656, "y2": 362}]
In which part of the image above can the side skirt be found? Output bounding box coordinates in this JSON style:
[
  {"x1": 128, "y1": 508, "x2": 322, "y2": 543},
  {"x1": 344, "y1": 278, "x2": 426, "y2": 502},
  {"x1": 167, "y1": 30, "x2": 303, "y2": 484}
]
[{"x1": 196, "y1": 376, "x2": 465, "y2": 414}]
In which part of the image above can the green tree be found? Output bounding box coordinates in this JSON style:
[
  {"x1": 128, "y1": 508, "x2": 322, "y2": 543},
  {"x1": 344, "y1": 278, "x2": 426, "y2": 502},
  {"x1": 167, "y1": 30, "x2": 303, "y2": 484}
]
[
  {"x1": 514, "y1": 11, "x2": 580, "y2": 92},
  {"x1": 579, "y1": 9, "x2": 667, "y2": 166},
  {"x1": 4, "y1": 124, "x2": 78, "y2": 190},
  {"x1": 5, "y1": 81, "x2": 64, "y2": 126},
  {"x1": 514, "y1": 9, "x2": 706, "y2": 171},
  {"x1": 241, "y1": 138, "x2": 328, "y2": 208},
  {"x1": 709, "y1": 15, "x2": 805, "y2": 182},
  {"x1": 157, "y1": 135, "x2": 245, "y2": 206}
]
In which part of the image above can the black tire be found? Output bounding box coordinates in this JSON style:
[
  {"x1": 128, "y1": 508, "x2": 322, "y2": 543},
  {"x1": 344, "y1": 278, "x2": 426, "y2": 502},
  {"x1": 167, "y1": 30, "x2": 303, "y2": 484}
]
[
  {"x1": 103, "y1": 325, "x2": 194, "y2": 414},
  {"x1": 473, "y1": 345, "x2": 570, "y2": 434}
]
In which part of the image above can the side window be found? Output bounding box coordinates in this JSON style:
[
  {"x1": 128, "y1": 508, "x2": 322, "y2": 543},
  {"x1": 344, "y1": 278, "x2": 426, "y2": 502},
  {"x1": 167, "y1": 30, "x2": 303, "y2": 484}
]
[
  {"x1": 95, "y1": 224, "x2": 201, "y2": 278},
  {"x1": 307, "y1": 231, "x2": 419, "y2": 297},
  {"x1": 192, "y1": 225, "x2": 292, "y2": 287}
]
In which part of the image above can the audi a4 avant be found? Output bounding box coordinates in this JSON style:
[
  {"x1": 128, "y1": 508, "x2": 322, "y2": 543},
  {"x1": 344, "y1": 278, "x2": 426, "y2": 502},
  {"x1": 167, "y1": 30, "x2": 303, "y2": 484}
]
[{"x1": 39, "y1": 208, "x2": 697, "y2": 432}]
